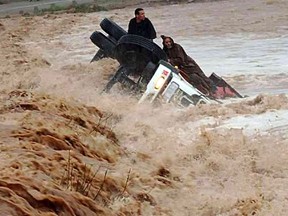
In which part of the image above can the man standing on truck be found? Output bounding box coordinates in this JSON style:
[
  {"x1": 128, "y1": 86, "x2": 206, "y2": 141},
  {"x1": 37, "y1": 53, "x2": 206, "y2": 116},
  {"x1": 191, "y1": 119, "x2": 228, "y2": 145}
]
[{"x1": 128, "y1": 8, "x2": 156, "y2": 41}]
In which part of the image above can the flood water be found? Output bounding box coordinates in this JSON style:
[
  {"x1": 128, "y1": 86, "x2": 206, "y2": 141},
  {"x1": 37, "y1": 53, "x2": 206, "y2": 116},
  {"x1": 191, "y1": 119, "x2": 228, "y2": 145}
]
[
  {"x1": 182, "y1": 35, "x2": 288, "y2": 96},
  {"x1": 0, "y1": 0, "x2": 288, "y2": 215}
]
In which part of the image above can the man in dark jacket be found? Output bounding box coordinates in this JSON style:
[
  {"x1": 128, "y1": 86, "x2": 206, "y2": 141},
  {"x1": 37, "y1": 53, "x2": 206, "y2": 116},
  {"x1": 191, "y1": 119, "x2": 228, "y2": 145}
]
[
  {"x1": 161, "y1": 35, "x2": 215, "y2": 95},
  {"x1": 128, "y1": 8, "x2": 156, "y2": 40}
]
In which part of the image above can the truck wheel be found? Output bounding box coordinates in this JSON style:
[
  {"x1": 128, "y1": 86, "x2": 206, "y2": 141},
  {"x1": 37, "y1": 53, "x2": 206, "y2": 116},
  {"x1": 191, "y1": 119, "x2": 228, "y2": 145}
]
[
  {"x1": 114, "y1": 35, "x2": 167, "y2": 75},
  {"x1": 90, "y1": 35, "x2": 117, "y2": 62},
  {"x1": 90, "y1": 31, "x2": 116, "y2": 58},
  {"x1": 100, "y1": 18, "x2": 127, "y2": 41}
]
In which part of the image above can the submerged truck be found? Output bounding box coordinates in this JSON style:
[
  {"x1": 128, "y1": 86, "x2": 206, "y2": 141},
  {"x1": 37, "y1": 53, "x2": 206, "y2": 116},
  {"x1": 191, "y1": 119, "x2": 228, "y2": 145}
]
[{"x1": 90, "y1": 18, "x2": 243, "y2": 107}]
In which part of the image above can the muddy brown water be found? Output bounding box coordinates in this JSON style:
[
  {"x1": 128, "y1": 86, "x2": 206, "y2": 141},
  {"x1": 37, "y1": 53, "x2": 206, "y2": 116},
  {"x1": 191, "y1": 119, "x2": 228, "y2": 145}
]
[{"x1": 0, "y1": 0, "x2": 288, "y2": 215}]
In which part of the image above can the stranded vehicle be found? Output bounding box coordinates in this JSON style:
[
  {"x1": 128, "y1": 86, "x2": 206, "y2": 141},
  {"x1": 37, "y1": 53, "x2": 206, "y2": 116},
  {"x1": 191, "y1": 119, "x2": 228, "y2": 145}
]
[{"x1": 90, "y1": 18, "x2": 243, "y2": 107}]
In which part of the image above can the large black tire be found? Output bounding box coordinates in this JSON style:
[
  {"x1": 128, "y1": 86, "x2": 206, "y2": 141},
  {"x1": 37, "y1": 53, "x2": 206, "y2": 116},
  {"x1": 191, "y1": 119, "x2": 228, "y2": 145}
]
[
  {"x1": 90, "y1": 36, "x2": 117, "y2": 62},
  {"x1": 90, "y1": 31, "x2": 116, "y2": 57},
  {"x1": 114, "y1": 35, "x2": 167, "y2": 76},
  {"x1": 100, "y1": 18, "x2": 127, "y2": 41}
]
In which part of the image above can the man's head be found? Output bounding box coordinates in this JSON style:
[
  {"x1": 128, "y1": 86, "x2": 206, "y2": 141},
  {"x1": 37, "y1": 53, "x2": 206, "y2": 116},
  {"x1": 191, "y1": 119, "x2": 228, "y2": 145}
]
[{"x1": 135, "y1": 8, "x2": 145, "y2": 22}]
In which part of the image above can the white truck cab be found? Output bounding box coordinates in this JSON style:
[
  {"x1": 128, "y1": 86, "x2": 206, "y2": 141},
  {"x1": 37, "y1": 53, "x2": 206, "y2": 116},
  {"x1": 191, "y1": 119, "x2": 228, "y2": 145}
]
[{"x1": 139, "y1": 60, "x2": 212, "y2": 107}]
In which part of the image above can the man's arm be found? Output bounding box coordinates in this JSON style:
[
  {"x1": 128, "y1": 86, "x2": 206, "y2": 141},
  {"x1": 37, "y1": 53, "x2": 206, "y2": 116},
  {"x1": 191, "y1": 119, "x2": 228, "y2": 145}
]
[
  {"x1": 128, "y1": 19, "x2": 135, "y2": 34},
  {"x1": 169, "y1": 44, "x2": 186, "y2": 67},
  {"x1": 170, "y1": 57, "x2": 183, "y2": 67}
]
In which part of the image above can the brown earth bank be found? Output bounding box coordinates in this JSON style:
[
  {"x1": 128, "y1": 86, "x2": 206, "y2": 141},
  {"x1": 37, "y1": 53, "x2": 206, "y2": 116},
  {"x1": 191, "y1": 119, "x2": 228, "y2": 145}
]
[
  {"x1": 0, "y1": 90, "x2": 148, "y2": 215},
  {"x1": 0, "y1": 0, "x2": 220, "y2": 4},
  {"x1": 0, "y1": 90, "x2": 122, "y2": 215}
]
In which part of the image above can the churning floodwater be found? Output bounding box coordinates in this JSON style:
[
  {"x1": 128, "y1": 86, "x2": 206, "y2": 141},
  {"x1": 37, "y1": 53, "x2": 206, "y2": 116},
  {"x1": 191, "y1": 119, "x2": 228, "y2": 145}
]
[
  {"x1": 33, "y1": 3, "x2": 288, "y2": 97},
  {"x1": 37, "y1": 24, "x2": 288, "y2": 97},
  {"x1": 182, "y1": 35, "x2": 288, "y2": 96},
  {"x1": 0, "y1": 0, "x2": 288, "y2": 215}
]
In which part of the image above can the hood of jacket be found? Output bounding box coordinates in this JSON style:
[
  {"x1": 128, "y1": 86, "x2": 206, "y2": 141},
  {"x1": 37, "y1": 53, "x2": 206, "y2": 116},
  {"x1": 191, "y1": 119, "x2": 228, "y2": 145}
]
[{"x1": 161, "y1": 35, "x2": 175, "y2": 52}]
